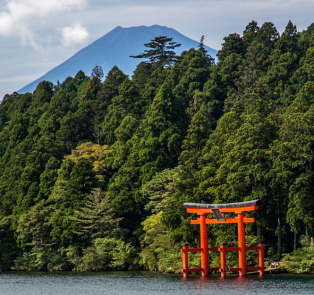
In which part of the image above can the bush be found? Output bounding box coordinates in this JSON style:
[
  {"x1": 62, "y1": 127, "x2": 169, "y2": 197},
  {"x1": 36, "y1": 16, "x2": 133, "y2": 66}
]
[
  {"x1": 282, "y1": 245, "x2": 314, "y2": 273},
  {"x1": 70, "y1": 238, "x2": 139, "y2": 271}
]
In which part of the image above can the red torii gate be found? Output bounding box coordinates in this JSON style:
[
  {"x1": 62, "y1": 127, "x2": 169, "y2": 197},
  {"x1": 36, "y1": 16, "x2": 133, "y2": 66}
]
[{"x1": 180, "y1": 199, "x2": 265, "y2": 278}]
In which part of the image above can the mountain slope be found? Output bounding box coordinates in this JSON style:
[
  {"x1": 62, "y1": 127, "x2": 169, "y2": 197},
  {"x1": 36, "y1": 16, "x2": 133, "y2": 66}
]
[{"x1": 18, "y1": 25, "x2": 217, "y2": 94}]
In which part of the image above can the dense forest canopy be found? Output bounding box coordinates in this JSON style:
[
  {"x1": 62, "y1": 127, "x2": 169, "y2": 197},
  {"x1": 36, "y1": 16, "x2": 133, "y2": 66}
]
[{"x1": 1, "y1": 20, "x2": 314, "y2": 272}]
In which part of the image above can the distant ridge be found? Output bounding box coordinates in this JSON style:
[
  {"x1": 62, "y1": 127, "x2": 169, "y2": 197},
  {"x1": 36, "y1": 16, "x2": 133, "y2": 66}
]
[{"x1": 19, "y1": 25, "x2": 217, "y2": 94}]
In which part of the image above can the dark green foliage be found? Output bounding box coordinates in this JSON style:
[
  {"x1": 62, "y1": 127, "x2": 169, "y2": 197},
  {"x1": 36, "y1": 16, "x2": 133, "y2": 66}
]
[
  {"x1": 98, "y1": 66, "x2": 128, "y2": 106},
  {"x1": 74, "y1": 70, "x2": 86, "y2": 85},
  {"x1": 270, "y1": 82, "x2": 314, "y2": 236},
  {"x1": 100, "y1": 77, "x2": 141, "y2": 145},
  {"x1": 163, "y1": 110, "x2": 214, "y2": 243},
  {"x1": 0, "y1": 106, "x2": 8, "y2": 132},
  {"x1": 37, "y1": 157, "x2": 61, "y2": 201},
  {"x1": 256, "y1": 22, "x2": 280, "y2": 50},
  {"x1": 130, "y1": 36, "x2": 181, "y2": 68},
  {"x1": 275, "y1": 20, "x2": 298, "y2": 54},
  {"x1": 217, "y1": 33, "x2": 246, "y2": 62},
  {"x1": 71, "y1": 189, "x2": 123, "y2": 241},
  {"x1": 132, "y1": 62, "x2": 154, "y2": 94},
  {"x1": 143, "y1": 167, "x2": 180, "y2": 214},
  {"x1": 1, "y1": 22, "x2": 314, "y2": 271},
  {"x1": 224, "y1": 41, "x2": 268, "y2": 112},
  {"x1": 106, "y1": 80, "x2": 187, "y2": 237},
  {"x1": 243, "y1": 20, "x2": 260, "y2": 44},
  {"x1": 198, "y1": 35, "x2": 215, "y2": 64},
  {"x1": 91, "y1": 65, "x2": 104, "y2": 80},
  {"x1": 49, "y1": 157, "x2": 99, "y2": 244}
]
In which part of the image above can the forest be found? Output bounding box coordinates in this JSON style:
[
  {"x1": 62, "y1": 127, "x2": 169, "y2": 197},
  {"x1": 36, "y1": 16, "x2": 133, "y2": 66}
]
[{"x1": 0, "y1": 20, "x2": 314, "y2": 273}]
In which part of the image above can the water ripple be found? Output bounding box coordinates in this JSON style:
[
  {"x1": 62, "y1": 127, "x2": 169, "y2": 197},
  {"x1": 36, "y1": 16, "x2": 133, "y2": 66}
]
[{"x1": 0, "y1": 272, "x2": 313, "y2": 295}]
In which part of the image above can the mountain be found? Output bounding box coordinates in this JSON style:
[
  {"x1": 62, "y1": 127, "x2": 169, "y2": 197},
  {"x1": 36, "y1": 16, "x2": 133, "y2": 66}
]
[{"x1": 18, "y1": 25, "x2": 217, "y2": 94}]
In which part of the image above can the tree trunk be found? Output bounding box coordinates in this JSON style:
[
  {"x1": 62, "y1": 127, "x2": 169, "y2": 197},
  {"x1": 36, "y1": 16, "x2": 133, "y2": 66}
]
[
  {"x1": 277, "y1": 217, "x2": 282, "y2": 258},
  {"x1": 234, "y1": 224, "x2": 238, "y2": 239},
  {"x1": 257, "y1": 225, "x2": 261, "y2": 240},
  {"x1": 294, "y1": 231, "x2": 297, "y2": 251}
]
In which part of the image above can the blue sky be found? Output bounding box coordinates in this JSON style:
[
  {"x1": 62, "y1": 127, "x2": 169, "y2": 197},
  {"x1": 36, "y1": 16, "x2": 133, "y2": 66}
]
[{"x1": 1, "y1": 0, "x2": 314, "y2": 99}]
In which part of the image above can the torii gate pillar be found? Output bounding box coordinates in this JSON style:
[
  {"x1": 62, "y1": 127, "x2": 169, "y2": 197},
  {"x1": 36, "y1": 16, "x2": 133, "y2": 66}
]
[
  {"x1": 200, "y1": 213, "x2": 209, "y2": 276},
  {"x1": 238, "y1": 212, "x2": 246, "y2": 276}
]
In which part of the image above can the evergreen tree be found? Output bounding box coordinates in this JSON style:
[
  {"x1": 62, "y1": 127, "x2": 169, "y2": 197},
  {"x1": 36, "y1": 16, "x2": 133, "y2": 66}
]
[
  {"x1": 130, "y1": 36, "x2": 181, "y2": 68},
  {"x1": 275, "y1": 20, "x2": 298, "y2": 54},
  {"x1": 138, "y1": 82, "x2": 186, "y2": 185},
  {"x1": 71, "y1": 189, "x2": 122, "y2": 241},
  {"x1": 37, "y1": 157, "x2": 61, "y2": 201},
  {"x1": 73, "y1": 70, "x2": 86, "y2": 86},
  {"x1": 174, "y1": 49, "x2": 213, "y2": 109},
  {"x1": 0, "y1": 107, "x2": 7, "y2": 132},
  {"x1": 132, "y1": 62, "x2": 154, "y2": 94},
  {"x1": 198, "y1": 101, "x2": 245, "y2": 200},
  {"x1": 217, "y1": 33, "x2": 246, "y2": 62},
  {"x1": 198, "y1": 35, "x2": 215, "y2": 64},
  {"x1": 270, "y1": 82, "x2": 314, "y2": 245},
  {"x1": 91, "y1": 65, "x2": 104, "y2": 80},
  {"x1": 210, "y1": 81, "x2": 278, "y2": 204},
  {"x1": 283, "y1": 47, "x2": 314, "y2": 106},
  {"x1": 163, "y1": 110, "x2": 213, "y2": 243},
  {"x1": 243, "y1": 20, "x2": 260, "y2": 45},
  {"x1": 49, "y1": 157, "x2": 99, "y2": 244},
  {"x1": 142, "y1": 167, "x2": 180, "y2": 214},
  {"x1": 17, "y1": 200, "x2": 52, "y2": 248},
  {"x1": 256, "y1": 22, "x2": 280, "y2": 50},
  {"x1": 175, "y1": 111, "x2": 212, "y2": 202},
  {"x1": 224, "y1": 41, "x2": 268, "y2": 112},
  {"x1": 100, "y1": 78, "x2": 141, "y2": 145}
]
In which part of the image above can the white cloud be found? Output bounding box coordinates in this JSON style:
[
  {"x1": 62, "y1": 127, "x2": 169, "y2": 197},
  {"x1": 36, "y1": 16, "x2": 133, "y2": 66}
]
[
  {"x1": 0, "y1": 0, "x2": 87, "y2": 49},
  {"x1": 60, "y1": 23, "x2": 89, "y2": 47}
]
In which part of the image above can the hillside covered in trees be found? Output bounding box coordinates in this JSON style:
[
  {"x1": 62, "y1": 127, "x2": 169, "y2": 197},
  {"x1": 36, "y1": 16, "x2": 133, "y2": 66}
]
[{"x1": 1, "y1": 20, "x2": 314, "y2": 273}]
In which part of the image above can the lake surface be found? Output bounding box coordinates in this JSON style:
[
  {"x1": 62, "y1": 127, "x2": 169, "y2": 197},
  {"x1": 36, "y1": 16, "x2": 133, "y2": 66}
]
[{"x1": 0, "y1": 271, "x2": 313, "y2": 295}]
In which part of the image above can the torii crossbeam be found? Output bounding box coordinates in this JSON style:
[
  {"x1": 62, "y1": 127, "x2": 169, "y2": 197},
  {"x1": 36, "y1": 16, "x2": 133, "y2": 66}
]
[{"x1": 181, "y1": 200, "x2": 265, "y2": 278}]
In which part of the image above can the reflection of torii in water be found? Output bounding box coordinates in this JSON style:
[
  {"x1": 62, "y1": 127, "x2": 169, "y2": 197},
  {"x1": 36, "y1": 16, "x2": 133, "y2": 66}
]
[{"x1": 180, "y1": 200, "x2": 265, "y2": 278}]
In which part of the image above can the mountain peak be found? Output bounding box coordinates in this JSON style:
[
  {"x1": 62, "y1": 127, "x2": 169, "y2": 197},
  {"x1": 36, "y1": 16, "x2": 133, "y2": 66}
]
[{"x1": 19, "y1": 25, "x2": 217, "y2": 94}]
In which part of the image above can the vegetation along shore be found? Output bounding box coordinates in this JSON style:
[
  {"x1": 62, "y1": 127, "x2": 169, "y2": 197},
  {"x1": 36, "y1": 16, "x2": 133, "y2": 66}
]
[{"x1": 1, "y1": 20, "x2": 314, "y2": 274}]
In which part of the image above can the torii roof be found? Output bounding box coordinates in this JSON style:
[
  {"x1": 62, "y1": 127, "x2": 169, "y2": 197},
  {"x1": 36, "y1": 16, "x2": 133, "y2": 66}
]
[{"x1": 183, "y1": 199, "x2": 261, "y2": 209}]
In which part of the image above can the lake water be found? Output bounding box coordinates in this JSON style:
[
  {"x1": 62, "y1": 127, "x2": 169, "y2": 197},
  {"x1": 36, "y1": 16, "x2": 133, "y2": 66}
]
[{"x1": 0, "y1": 271, "x2": 313, "y2": 295}]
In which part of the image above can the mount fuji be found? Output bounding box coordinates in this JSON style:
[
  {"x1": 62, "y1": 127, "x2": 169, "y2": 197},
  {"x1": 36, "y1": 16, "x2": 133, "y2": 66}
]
[{"x1": 19, "y1": 25, "x2": 217, "y2": 94}]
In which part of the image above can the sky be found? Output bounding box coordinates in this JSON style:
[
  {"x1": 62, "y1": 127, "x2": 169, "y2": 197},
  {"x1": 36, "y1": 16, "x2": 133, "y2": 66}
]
[{"x1": 1, "y1": 0, "x2": 314, "y2": 100}]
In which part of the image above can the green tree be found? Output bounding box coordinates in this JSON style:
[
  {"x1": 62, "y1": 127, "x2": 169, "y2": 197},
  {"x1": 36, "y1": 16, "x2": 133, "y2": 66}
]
[
  {"x1": 256, "y1": 22, "x2": 279, "y2": 50},
  {"x1": 198, "y1": 35, "x2": 215, "y2": 64},
  {"x1": 37, "y1": 157, "x2": 61, "y2": 201},
  {"x1": 142, "y1": 167, "x2": 180, "y2": 214},
  {"x1": 209, "y1": 81, "x2": 278, "y2": 205},
  {"x1": 100, "y1": 78, "x2": 141, "y2": 145},
  {"x1": 130, "y1": 36, "x2": 181, "y2": 69},
  {"x1": 132, "y1": 62, "x2": 154, "y2": 94},
  {"x1": 49, "y1": 157, "x2": 99, "y2": 244},
  {"x1": 98, "y1": 66, "x2": 128, "y2": 107},
  {"x1": 71, "y1": 189, "x2": 122, "y2": 241},
  {"x1": 217, "y1": 33, "x2": 246, "y2": 62},
  {"x1": 243, "y1": 20, "x2": 260, "y2": 45},
  {"x1": 224, "y1": 41, "x2": 268, "y2": 112},
  {"x1": 270, "y1": 82, "x2": 314, "y2": 249},
  {"x1": 91, "y1": 65, "x2": 104, "y2": 80}
]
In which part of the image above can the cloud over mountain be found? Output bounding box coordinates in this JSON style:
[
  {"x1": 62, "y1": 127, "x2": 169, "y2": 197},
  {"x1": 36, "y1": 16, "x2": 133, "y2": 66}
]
[
  {"x1": 0, "y1": 0, "x2": 87, "y2": 49},
  {"x1": 60, "y1": 23, "x2": 89, "y2": 47}
]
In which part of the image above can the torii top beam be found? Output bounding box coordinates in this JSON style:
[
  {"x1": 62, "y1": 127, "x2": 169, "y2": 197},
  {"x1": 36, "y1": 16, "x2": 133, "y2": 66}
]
[{"x1": 183, "y1": 199, "x2": 261, "y2": 214}]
